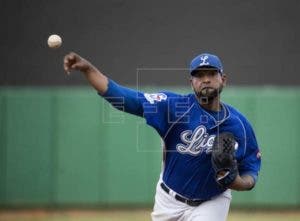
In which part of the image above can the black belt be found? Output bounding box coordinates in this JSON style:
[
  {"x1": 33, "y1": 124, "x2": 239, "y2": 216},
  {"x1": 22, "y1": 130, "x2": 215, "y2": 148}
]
[{"x1": 160, "y1": 183, "x2": 206, "y2": 207}]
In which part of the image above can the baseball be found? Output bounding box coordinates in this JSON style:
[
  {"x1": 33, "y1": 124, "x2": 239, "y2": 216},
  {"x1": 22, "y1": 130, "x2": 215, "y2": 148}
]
[{"x1": 47, "y1": 34, "x2": 62, "y2": 49}]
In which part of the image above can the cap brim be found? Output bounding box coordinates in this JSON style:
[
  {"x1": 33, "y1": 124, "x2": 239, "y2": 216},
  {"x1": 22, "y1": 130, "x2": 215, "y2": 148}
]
[{"x1": 191, "y1": 66, "x2": 220, "y2": 75}]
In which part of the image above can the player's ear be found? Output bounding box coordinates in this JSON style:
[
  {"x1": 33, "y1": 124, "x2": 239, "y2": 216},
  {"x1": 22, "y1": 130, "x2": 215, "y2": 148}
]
[
  {"x1": 221, "y1": 73, "x2": 227, "y2": 86},
  {"x1": 189, "y1": 76, "x2": 194, "y2": 89}
]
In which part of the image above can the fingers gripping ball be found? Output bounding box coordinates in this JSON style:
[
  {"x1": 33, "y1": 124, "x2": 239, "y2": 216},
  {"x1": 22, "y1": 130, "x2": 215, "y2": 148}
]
[{"x1": 211, "y1": 132, "x2": 238, "y2": 188}]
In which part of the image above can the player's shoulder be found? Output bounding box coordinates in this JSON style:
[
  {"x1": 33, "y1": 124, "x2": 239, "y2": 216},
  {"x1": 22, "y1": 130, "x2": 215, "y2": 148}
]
[
  {"x1": 158, "y1": 90, "x2": 183, "y2": 97},
  {"x1": 143, "y1": 90, "x2": 190, "y2": 104},
  {"x1": 224, "y1": 103, "x2": 253, "y2": 127}
]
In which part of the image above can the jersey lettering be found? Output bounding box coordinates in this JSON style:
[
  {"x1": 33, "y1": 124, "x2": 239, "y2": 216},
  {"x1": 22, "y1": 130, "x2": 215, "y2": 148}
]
[{"x1": 176, "y1": 125, "x2": 216, "y2": 156}]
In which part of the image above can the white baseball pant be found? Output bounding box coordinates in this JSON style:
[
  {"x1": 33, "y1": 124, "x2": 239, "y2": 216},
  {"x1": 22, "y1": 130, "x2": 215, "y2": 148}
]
[{"x1": 151, "y1": 180, "x2": 232, "y2": 221}]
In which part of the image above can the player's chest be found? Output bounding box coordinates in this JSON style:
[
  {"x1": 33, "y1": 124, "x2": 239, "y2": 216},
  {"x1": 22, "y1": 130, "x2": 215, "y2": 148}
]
[
  {"x1": 174, "y1": 124, "x2": 215, "y2": 156},
  {"x1": 166, "y1": 119, "x2": 244, "y2": 159},
  {"x1": 166, "y1": 113, "x2": 219, "y2": 156},
  {"x1": 166, "y1": 105, "x2": 235, "y2": 156}
]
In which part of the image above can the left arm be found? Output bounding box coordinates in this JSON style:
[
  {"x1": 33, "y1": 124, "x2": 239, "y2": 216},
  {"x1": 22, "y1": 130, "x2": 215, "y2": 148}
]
[
  {"x1": 229, "y1": 174, "x2": 255, "y2": 191},
  {"x1": 211, "y1": 125, "x2": 261, "y2": 190},
  {"x1": 230, "y1": 117, "x2": 261, "y2": 191}
]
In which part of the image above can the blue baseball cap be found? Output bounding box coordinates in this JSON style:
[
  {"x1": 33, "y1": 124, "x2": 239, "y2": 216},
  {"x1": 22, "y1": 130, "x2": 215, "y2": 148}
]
[{"x1": 190, "y1": 53, "x2": 223, "y2": 75}]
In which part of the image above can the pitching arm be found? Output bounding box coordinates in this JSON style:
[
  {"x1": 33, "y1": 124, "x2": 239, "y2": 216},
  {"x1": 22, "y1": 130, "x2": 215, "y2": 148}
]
[
  {"x1": 63, "y1": 52, "x2": 144, "y2": 117},
  {"x1": 63, "y1": 52, "x2": 109, "y2": 94}
]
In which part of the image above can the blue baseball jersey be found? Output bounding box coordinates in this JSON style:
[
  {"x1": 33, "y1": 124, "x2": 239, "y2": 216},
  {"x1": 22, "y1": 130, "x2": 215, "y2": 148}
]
[{"x1": 101, "y1": 79, "x2": 261, "y2": 200}]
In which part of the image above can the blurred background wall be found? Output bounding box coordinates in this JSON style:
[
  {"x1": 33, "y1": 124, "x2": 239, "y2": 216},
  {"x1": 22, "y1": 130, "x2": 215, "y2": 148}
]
[
  {"x1": 1, "y1": 0, "x2": 300, "y2": 86},
  {"x1": 0, "y1": 0, "x2": 299, "y2": 208},
  {"x1": 0, "y1": 87, "x2": 300, "y2": 208}
]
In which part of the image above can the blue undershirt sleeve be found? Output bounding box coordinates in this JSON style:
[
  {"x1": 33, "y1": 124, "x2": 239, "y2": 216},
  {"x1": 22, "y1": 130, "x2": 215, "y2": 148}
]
[
  {"x1": 238, "y1": 119, "x2": 261, "y2": 184},
  {"x1": 99, "y1": 79, "x2": 144, "y2": 117},
  {"x1": 98, "y1": 79, "x2": 174, "y2": 137}
]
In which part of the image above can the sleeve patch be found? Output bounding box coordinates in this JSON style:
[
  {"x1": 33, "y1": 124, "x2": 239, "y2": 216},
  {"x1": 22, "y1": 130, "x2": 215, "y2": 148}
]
[
  {"x1": 256, "y1": 149, "x2": 262, "y2": 159},
  {"x1": 144, "y1": 93, "x2": 167, "y2": 104}
]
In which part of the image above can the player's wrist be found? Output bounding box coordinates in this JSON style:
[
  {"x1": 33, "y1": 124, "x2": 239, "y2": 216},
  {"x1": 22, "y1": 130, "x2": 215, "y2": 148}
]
[
  {"x1": 228, "y1": 174, "x2": 255, "y2": 191},
  {"x1": 82, "y1": 64, "x2": 96, "y2": 75},
  {"x1": 215, "y1": 167, "x2": 238, "y2": 188}
]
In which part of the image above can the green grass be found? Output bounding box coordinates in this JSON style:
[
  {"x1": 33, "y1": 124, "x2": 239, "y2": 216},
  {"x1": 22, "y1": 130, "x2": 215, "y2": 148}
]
[{"x1": 0, "y1": 209, "x2": 300, "y2": 221}]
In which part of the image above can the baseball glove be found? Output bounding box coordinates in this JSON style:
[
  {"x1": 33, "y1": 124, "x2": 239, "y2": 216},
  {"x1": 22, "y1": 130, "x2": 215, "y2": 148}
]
[{"x1": 211, "y1": 132, "x2": 238, "y2": 188}]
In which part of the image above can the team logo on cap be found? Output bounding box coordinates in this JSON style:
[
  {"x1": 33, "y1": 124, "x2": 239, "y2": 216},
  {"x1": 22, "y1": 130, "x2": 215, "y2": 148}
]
[{"x1": 199, "y1": 55, "x2": 209, "y2": 66}]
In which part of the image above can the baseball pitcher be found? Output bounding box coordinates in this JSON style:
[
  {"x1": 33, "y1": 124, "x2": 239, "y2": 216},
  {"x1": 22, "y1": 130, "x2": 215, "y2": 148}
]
[{"x1": 63, "y1": 52, "x2": 261, "y2": 221}]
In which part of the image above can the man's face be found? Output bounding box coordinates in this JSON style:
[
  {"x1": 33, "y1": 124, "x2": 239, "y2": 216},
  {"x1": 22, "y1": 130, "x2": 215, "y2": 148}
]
[{"x1": 190, "y1": 69, "x2": 227, "y2": 102}]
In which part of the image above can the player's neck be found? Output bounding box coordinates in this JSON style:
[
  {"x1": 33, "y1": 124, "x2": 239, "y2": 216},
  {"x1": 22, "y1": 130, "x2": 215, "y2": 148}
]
[{"x1": 198, "y1": 96, "x2": 222, "y2": 112}]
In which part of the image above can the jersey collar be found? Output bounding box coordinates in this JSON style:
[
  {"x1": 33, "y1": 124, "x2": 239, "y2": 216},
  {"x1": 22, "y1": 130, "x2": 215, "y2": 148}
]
[{"x1": 192, "y1": 94, "x2": 231, "y2": 129}]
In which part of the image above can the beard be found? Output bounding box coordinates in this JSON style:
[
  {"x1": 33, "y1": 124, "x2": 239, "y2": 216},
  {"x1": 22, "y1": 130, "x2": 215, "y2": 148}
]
[{"x1": 194, "y1": 86, "x2": 223, "y2": 104}]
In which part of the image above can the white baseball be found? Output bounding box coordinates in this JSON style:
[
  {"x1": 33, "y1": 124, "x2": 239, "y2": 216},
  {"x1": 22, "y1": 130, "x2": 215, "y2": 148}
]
[{"x1": 47, "y1": 34, "x2": 62, "y2": 49}]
